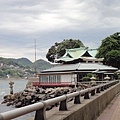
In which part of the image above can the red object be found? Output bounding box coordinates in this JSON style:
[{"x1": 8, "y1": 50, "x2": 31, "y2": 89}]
[{"x1": 32, "y1": 82, "x2": 72, "y2": 87}]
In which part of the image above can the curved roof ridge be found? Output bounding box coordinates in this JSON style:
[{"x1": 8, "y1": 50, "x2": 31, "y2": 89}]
[{"x1": 66, "y1": 47, "x2": 86, "y2": 51}]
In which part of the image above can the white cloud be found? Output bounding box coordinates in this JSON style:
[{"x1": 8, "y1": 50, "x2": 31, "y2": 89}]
[
  {"x1": 1, "y1": 0, "x2": 120, "y2": 32},
  {"x1": 0, "y1": 0, "x2": 120, "y2": 62}
]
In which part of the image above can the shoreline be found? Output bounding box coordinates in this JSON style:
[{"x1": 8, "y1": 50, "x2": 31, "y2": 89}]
[
  {"x1": 0, "y1": 76, "x2": 39, "y2": 82},
  {"x1": 0, "y1": 78, "x2": 26, "y2": 80}
]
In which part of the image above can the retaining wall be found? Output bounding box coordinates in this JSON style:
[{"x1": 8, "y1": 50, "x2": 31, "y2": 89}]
[{"x1": 48, "y1": 82, "x2": 120, "y2": 120}]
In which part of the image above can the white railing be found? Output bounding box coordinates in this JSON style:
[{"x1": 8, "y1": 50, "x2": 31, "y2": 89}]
[{"x1": 0, "y1": 80, "x2": 119, "y2": 120}]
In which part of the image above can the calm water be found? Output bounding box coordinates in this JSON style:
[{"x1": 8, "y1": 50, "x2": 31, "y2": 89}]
[{"x1": 0, "y1": 79, "x2": 35, "y2": 120}]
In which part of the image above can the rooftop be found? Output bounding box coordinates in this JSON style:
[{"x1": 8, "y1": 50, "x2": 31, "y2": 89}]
[
  {"x1": 55, "y1": 47, "x2": 103, "y2": 63},
  {"x1": 41, "y1": 63, "x2": 118, "y2": 73}
]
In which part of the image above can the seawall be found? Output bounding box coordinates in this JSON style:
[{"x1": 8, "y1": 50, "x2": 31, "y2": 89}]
[{"x1": 46, "y1": 82, "x2": 120, "y2": 120}]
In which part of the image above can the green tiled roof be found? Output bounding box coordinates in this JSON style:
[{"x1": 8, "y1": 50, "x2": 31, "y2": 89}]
[
  {"x1": 87, "y1": 49, "x2": 98, "y2": 57},
  {"x1": 56, "y1": 56, "x2": 75, "y2": 62},
  {"x1": 56, "y1": 47, "x2": 98, "y2": 62},
  {"x1": 65, "y1": 48, "x2": 85, "y2": 58}
]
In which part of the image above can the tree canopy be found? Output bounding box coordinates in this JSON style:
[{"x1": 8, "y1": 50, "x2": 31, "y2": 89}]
[
  {"x1": 96, "y1": 32, "x2": 120, "y2": 68},
  {"x1": 46, "y1": 39, "x2": 85, "y2": 62}
]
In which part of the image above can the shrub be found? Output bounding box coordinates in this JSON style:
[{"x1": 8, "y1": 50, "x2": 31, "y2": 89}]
[
  {"x1": 113, "y1": 72, "x2": 119, "y2": 80},
  {"x1": 82, "y1": 76, "x2": 91, "y2": 81}
]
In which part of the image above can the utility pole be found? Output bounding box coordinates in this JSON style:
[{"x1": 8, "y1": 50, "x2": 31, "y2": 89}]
[{"x1": 34, "y1": 39, "x2": 37, "y2": 75}]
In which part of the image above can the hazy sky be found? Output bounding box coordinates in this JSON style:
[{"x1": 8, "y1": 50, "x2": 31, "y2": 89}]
[{"x1": 0, "y1": 0, "x2": 120, "y2": 62}]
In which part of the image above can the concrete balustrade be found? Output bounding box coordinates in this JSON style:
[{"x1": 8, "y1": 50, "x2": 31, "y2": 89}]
[
  {"x1": 0, "y1": 102, "x2": 44, "y2": 120},
  {"x1": 0, "y1": 80, "x2": 119, "y2": 120}
]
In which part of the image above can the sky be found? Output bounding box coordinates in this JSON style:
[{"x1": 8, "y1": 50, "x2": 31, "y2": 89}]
[{"x1": 0, "y1": 0, "x2": 120, "y2": 62}]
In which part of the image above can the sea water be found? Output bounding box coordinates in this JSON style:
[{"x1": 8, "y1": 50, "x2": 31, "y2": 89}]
[{"x1": 0, "y1": 79, "x2": 35, "y2": 120}]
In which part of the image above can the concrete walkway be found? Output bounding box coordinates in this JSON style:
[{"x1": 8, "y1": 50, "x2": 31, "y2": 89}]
[{"x1": 97, "y1": 93, "x2": 120, "y2": 120}]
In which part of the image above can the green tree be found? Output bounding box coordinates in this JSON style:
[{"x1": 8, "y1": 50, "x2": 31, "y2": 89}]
[
  {"x1": 4, "y1": 69, "x2": 15, "y2": 77},
  {"x1": 113, "y1": 72, "x2": 119, "y2": 80},
  {"x1": 46, "y1": 39, "x2": 85, "y2": 62},
  {"x1": 105, "y1": 50, "x2": 120, "y2": 68},
  {"x1": 82, "y1": 73, "x2": 98, "y2": 81},
  {"x1": 96, "y1": 32, "x2": 120, "y2": 68},
  {"x1": 86, "y1": 73, "x2": 93, "y2": 78}
]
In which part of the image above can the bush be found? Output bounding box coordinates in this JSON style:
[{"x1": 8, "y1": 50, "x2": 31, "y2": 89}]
[
  {"x1": 82, "y1": 76, "x2": 91, "y2": 81},
  {"x1": 113, "y1": 72, "x2": 119, "y2": 80},
  {"x1": 82, "y1": 73, "x2": 98, "y2": 82},
  {"x1": 87, "y1": 73, "x2": 93, "y2": 78}
]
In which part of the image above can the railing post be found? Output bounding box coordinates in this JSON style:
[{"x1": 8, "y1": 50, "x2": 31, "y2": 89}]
[
  {"x1": 111, "y1": 82, "x2": 114, "y2": 86},
  {"x1": 109, "y1": 83, "x2": 112, "y2": 87},
  {"x1": 91, "y1": 89, "x2": 95, "y2": 96},
  {"x1": 109, "y1": 82, "x2": 112, "y2": 86},
  {"x1": 84, "y1": 92, "x2": 90, "y2": 99},
  {"x1": 34, "y1": 107, "x2": 46, "y2": 120},
  {"x1": 96, "y1": 87, "x2": 100, "y2": 93},
  {"x1": 74, "y1": 94, "x2": 81, "y2": 104},
  {"x1": 104, "y1": 85, "x2": 107, "y2": 90},
  {"x1": 107, "y1": 84, "x2": 109, "y2": 88},
  {"x1": 0, "y1": 114, "x2": 4, "y2": 120},
  {"x1": 101, "y1": 86, "x2": 104, "y2": 91},
  {"x1": 59, "y1": 96, "x2": 68, "y2": 111}
]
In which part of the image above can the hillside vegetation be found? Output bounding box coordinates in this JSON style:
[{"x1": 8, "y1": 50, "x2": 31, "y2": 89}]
[
  {"x1": 10, "y1": 58, "x2": 52, "y2": 71},
  {"x1": 0, "y1": 57, "x2": 52, "y2": 78}
]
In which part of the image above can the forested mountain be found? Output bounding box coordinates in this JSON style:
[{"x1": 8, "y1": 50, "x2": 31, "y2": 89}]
[
  {"x1": 9, "y1": 58, "x2": 52, "y2": 71},
  {"x1": 10, "y1": 58, "x2": 33, "y2": 67},
  {"x1": 34, "y1": 59, "x2": 52, "y2": 71},
  {"x1": 0, "y1": 57, "x2": 52, "y2": 78},
  {"x1": 0, "y1": 57, "x2": 22, "y2": 67}
]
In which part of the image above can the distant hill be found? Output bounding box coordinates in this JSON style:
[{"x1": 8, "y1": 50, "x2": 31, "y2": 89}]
[
  {"x1": 0, "y1": 57, "x2": 52, "y2": 71},
  {"x1": 10, "y1": 58, "x2": 33, "y2": 67},
  {"x1": 34, "y1": 59, "x2": 52, "y2": 72},
  {"x1": 0, "y1": 57, "x2": 21, "y2": 67},
  {"x1": 0, "y1": 57, "x2": 52, "y2": 78},
  {"x1": 10, "y1": 58, "x2": 52, "y2": 72}
]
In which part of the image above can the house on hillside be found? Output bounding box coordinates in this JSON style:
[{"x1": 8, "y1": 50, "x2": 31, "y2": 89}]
[{"x1": 34, "y1": 47, "x2": 118, "y2": 87}]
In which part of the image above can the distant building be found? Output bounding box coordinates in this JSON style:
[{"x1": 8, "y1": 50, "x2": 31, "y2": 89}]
[
  {"x1": 7, "y1": 74, "x2": 10, "y2": 78},
  {"x1": 9, "y1": 65, "x2": 14, "y2": 68},
  {"x1": 0, "y1": 63, "x2": 4, "y2": 67}
]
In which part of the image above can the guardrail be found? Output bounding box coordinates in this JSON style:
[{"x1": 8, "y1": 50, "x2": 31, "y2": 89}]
[
  {"x1": 0, "y1": 80, "x2": 119, "y2": 120},
  {"x1": 33, "y1": 81, "x2": 109, "y2": 87},
  {"x1": 78, "y1": 80, "x2": 109, "y2": 84},
  {"x1": 32, "y1": 82, "x2": 72, "y2": 87}
]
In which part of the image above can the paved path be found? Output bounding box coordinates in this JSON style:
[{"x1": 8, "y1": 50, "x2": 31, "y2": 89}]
[{"x1": 97, "y1": 93, "x2": 120, "y2": 120}]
